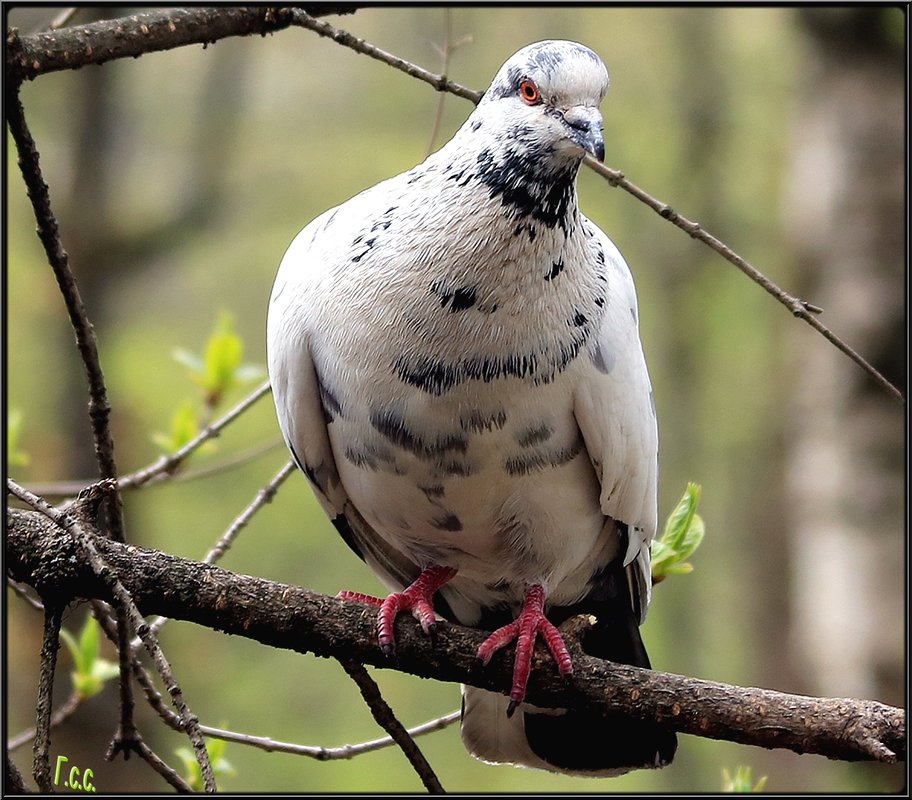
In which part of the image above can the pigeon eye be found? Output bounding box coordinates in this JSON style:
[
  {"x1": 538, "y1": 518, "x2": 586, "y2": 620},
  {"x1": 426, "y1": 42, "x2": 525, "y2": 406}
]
[{"x1": 518, "y1": 79, "x2": 541, "y2": 105}]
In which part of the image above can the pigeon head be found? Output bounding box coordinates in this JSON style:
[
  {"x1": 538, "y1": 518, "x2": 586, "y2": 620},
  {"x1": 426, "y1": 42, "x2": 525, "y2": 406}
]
[{"x1": 476, "y1": 40, "x2": 609, "y2": 163}]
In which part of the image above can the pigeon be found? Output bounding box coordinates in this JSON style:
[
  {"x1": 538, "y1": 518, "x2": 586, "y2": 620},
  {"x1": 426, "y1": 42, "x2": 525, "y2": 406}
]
[{"x1": 267, "y1": 39, "x2": 677, "y2": 776}]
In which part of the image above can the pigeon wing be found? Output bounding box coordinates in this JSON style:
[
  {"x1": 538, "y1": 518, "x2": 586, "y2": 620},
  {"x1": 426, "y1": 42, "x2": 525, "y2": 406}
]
[{"x1": 573, "y1": 219, "x2": 658, "y2": 620}]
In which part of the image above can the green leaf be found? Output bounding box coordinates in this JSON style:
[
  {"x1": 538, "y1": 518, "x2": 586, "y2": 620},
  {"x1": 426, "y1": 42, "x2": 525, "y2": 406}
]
[
  {"x1": 176, "y1": 735, "x2": 237, "y2": 791},
  {"x1": 663, "y1": 481, "x2": 701, "y2": 550},
  {"x1": 171, "y1": 347, "x2": 204, "y2": 374},
  {"x1": 651, "y1": 482, "x2": 705, "y2": 582},
  {"x1": 7, "y1": 409, "x2": 30, "y2": 468},
  {"x1": 152, "y1": 401, "x2": 200, "y2": 453},
  {"x1": 722, "y1": 765, "x2": 768, "y2": 792},
  {"x1": 59, "y1": 627, "x2": 83, "y2": 671},
  {"x1": 202, "y1": 312, "x2": 244, "y2": 404},
  {"x1": 169, "y1": 313, "x2": 264, "y2": 410},
  {"x1": 79, "y1": 613, "x2": 100, "y2": 672},
  {"x1": 60, "y1": 618, "x2": 119, "y2": 699}
]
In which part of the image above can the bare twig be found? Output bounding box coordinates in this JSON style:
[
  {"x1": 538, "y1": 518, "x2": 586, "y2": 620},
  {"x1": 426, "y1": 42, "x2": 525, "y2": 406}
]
[
  {"x1": 32, "y1": 604, "x2": 63, "y2": 792},
  {"x1": 425, "y1": 11, "x2": 472, "y2": 156},
  {"x1": 339, "y1": 659, "x2": 445, "y2": 793},
  {"x1": 23, "y1": 438, "x2": 285, "y2": 500},
  {"x1": 162, "y1": 438, "x2": 286, "y2": 484},
  {"x1": 8, "y1": 691, "x2": 81, "y2": 751},
  {"x1": 289, "y1": 11, "x2": 902, "y2": 404},
  {"x1": 7, "y1": 576, "x2": 45, "y2": 612},
  {"x1": 203, "y1": 459, "x2": 297, "y2": 565},
  {"x1": 288, "y1": 10, "x2": 482, "y2": 103},
  {"x1": 6, "y1": 481, "x2": 217, "y2": 792},
  {"x1": 582, "y1": 158, "x2": 904, "y2": 403},
  {"x1": 9, "y1": 507, "x2": 904, "y2": 765},
  {"x1": 198, "y1": 710, "x2": 461, "y2": 760},
  {"x1": 7, "y1": 88, "x2": 128, "y2": 541},
  {"x1": 122, "y1": 380, "x2": 272, "y2": 489},
  {"x1": 133, "y1": 738, "x2": 195, "y2": 793},
  {"x1": 425, "y1": 9, "x2": 454, "y2": 156}
]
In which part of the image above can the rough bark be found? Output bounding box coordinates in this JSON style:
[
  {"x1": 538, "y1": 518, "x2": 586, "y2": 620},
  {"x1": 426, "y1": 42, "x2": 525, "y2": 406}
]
[
  {"x1": 7, "y1": 506, "x2": 904, "y2": 765},
  {"x1": 5, "y1": 6, "x2": 364, "y2": 82}
]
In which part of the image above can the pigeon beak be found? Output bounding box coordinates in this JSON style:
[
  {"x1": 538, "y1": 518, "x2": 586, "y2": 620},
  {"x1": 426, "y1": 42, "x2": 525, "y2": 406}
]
[{"x1": 563, "y1": 106, "x2": 605, "y2": 162}]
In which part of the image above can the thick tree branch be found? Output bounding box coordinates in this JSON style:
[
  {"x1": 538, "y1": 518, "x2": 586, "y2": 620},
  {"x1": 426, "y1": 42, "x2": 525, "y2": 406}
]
[
  {"x1": 32, "y1": 604, "x2": 63, "y2": 792},
  {"x1": 5, "y1": 6, "x2": 365, "y2": 83},
  {"x1": 8, "y1": 506, "x2": 904, "y2": 765}
]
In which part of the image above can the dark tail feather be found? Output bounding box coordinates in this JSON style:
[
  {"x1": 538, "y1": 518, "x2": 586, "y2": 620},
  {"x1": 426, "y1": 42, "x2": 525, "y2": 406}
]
[
  {"x1": 462, "y1": 577, "x2": 677, "y2": 776},
  {"x1": 524, "y1": 597, "x2": 676, "y2": 774}
]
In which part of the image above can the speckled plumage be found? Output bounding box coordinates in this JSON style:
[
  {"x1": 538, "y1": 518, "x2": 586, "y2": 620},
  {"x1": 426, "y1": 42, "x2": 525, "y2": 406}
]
[{"x1": 267, "y1": 40, "x2": 675, "y2": 776}]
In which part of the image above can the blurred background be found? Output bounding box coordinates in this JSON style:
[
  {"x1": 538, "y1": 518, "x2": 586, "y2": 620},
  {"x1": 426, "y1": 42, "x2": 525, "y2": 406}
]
[{"x1": 6, "y1": 5, "x2": 905, "y2": 793}]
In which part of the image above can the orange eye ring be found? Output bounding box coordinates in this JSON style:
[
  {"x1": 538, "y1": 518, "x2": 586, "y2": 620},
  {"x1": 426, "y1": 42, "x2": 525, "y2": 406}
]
[{"x1": 518, "y1": 78, "x2": 541, "y2": 105}]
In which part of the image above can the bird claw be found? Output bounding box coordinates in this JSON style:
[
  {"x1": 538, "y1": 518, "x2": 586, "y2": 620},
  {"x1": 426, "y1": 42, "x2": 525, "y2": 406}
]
[
  {"x1": 476, "y1": 584, "x2": 574, "y2": 715},
  {"x1": 349, "y1": 565, "x2": 457, "y2": 656}
]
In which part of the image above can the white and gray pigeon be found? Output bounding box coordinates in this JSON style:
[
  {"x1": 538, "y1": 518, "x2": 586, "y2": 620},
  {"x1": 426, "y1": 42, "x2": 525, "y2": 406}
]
[{"x1": 267, "y1": 39, "x2": 677, "y2": 776}]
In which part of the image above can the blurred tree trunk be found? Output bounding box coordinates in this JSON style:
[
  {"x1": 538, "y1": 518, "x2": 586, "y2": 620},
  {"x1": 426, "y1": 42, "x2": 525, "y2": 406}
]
[
  {"x1": 56, "y1": 8, "x2": 250, "y2": 479},
  {"x1": 782, "y1": 8, "x2": 904, "y2": 711}
]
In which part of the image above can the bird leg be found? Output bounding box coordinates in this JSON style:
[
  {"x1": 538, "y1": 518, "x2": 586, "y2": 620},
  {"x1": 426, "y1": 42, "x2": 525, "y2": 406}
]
[
  {"x1": 338, "y1": 565, "x2": 457, "y2": 657},
  {"x1": 476, "y1": 584, "x2": 573, "y2": 717}
]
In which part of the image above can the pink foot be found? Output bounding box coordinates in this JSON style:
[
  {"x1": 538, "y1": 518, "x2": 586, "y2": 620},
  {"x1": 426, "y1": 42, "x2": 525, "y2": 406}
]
[
  {"x1": 476, "y1": 584, "x2": 573, "y2": 717},
  {"x1": 338, "y1": 565, "x2": 457, "y2": 656}
]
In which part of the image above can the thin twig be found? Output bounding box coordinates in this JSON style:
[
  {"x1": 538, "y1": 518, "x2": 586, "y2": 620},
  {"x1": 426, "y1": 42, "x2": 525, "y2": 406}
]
[
  {"x1": 288, "y1": 10, "x2": 482, "y2": 103},
  {"x1": 22, "y1": 437, "x2": 285, "y2": 500},
  {"x1": 133, "y1": 738, "x2": 195, "y2": 793},
  {"x1": 162, "y1": 438, "x2": 285, "y2": 484},
  {"x1": 122, "y1": 380, "x2": 272, "y2": 489},
  {"x1": 583, "y1": 158, "x2": 905, "y2": 403},
  {"x1": 290, "y1": 10, "x2": 902, "y2": 404},
  {"x1": 338, "y1": 659, "x2": 445, "y2": 793},
  {"x1": 48, "y1": 7, "x2": 79, "y2": 30},
  {"x1": 101, "y1": 602, "x2": 460, "y2": 764},
  {"x1": 7, "y1": 86, "x2": 128, "y2": 542},
  {"x1": 143, "y1": 459, "x2": 297, "y2": 640},
  {"x1": 203, "y1": 459, "x2": 297, "y2": 564},
  {"x1": 425, "y1": 12, "x2": 472, "y2": 156},
  {"x1": 107, "y1": 603, "x2": 139, "y2": 762},
  {"x1": 32, "y1": 604, "x2": 63, "y2": 792},
  {"x1": 8, "y1": 691, "x2": 81, "y2": 751},
  {"x1": 425, "y1": 10, "x2": 453, "y2": 156},
  {"x1": 7, "y1": 576, "x2": 45, "y2": 612},
  {"x1": 199, "y1": 710, "x2": 461, "y2": 760},
  {"x1": 6, "y1": 479, "x2": 217, "y2": 792}
]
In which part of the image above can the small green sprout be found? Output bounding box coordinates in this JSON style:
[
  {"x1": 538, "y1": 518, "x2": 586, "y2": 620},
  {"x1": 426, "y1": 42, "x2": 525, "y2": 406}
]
[
  {"x1": 176, "y1": 736, "x2": 236, "y2": 791},
  {"x1": 7, "y1": 409, "x2": 30, "y2": 468},
  {"x1": 722, "y1": 765, "x2": 768, "y2": 792},
  {"x1": 173, "y1": 311, "x2": 263, "y2": 408},
  {"x1": 59, "y1": 617, "x2": 120, "y2": 700},
  {"x1": 651, "y1": 482, "x2": 705, "y2": 583}
]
